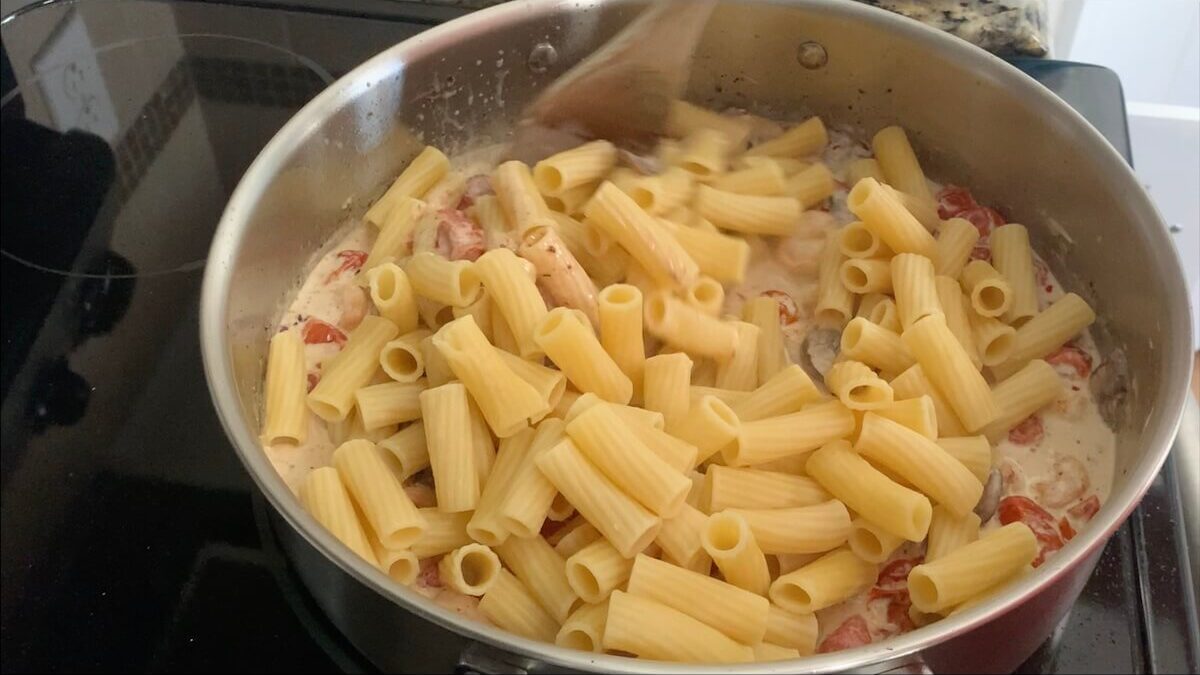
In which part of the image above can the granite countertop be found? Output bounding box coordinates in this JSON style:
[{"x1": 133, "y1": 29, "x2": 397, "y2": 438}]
[{"x1": 418, "y1": 0, "x2": 1050, "y2": 56}]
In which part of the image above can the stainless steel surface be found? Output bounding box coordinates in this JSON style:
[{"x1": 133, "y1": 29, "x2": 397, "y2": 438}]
[{"x1": 199, "y1": 0, "x2": 1194, "y2": 672}]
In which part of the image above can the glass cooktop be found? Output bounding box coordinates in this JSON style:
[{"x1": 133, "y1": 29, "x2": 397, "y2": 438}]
[{"x1": 1, "y1": 1, "x2": 1196, "y2": 672}]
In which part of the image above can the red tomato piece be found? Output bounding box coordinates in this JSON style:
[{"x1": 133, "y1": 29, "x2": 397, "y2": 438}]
[
  {"x1": 1068, "y1": 495, "x2": 1101, "y2": 522},
  {"x1": 818, "y1": 616, "x2": 873, "y2": 653},
  {"x1": 958, "y1": 206, "x2": 1005, "y2": 238},
  {"x1": 761, "y1": 290, "x2": 800, "y2": 326},
  {"x1": 324, "y1": 250, "x2": 367, "y2": 284},
  {"x1": 886, "y1": 595, "x2": 916, "y2": 634},
  {"x1": 1059, "y1": 517, "x2": 1077, "y2": 541},
  {"x1": 998, "y1": 496, "x2": 1063, "y2": 567},
  {"x1": 936, "y1": 185, "x2": 977, "y2": 219},
  {"x1": 301, "y1": 318, "x2": 347, "y2": 347},
  {"x1": 869, "y1": 557, "x2": 923, "y2": 600},
  {"x1": 1008, "y1": 414, "x2": 1045, "y2": 446},
  {"x1": 306, "y1": 372, "x2": 320, "y2": 392},
  {"x1": 1046, "y1": 345, "x2": 1093, "y2": 379}
]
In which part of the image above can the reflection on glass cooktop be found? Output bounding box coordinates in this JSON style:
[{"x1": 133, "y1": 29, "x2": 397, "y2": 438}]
[{"x1": 1, "y1": 2, "x2": 1195, "y2": 673}]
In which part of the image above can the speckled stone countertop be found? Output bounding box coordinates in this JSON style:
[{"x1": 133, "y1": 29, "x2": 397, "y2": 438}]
[{"x1": 418, "y1": 0, "x2": 1049, "y2": 56}]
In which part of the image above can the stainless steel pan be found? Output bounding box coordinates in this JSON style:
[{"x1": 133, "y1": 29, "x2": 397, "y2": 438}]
[{"x1": 200, "y1": 1, "x2": 1193, "y2": 672}]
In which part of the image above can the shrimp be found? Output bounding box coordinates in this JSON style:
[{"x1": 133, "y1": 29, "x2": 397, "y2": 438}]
[
  {"x1": 339, "y1": 284, "x2": 368, "y2": 331},
  {"x1": 1033, "y1": 455, "x2": 1091, "y2": 508}
]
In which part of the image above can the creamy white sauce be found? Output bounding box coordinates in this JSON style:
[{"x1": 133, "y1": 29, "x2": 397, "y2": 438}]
[{"x1": 261, "y1": 124, "x2": 1117, "y2": 650}]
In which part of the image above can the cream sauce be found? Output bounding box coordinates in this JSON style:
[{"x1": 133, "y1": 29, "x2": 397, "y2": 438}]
[{"x1": 262, "y1": 124, "x2": 1117, "y2": 651}]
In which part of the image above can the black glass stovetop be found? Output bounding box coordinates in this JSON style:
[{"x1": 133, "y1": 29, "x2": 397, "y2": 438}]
[{"x1": 1, "y1": 1, "x2": 1196, "y2": 673}]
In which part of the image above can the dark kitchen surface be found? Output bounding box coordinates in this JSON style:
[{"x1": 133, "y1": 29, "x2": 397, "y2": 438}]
[{"x1": 0, "y1": 2, "x2": 1196, "y2": 673}]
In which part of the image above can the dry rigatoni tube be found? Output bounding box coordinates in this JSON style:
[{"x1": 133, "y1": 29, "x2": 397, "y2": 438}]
[
  {"x1": 742, "y1": 296, "x2": 789, "y2": 383},
  {"x1": 694, "y1": 185, "x2": 801, "y2": 236},
  {"x1": 566, "y1": 404, "x2": 691, "y2": 517},
  {"x1": 642, "y1": 353, "x2": 693, "y2": 428},
  {"x1": 597, "y1": 284, "x2": 646, "y2": 396},
  {"x1": 961, "y1": 260, "x2": 1013, "y2": 318},
  {"x1": 714, "y1": 321, "x2": 760, "y2": 391},
  {"x1": 496, "y1": 349, "x2": 566, "y2": 418},
  {"x1": 891, "y1": 253, "x2": 942, "y2": 329},
  {"x1": 368, "y1": 532, "x2": 419, "y2": 585},
  {"x1": 891, "y1": 364, "x2": 967, "y2": 437},
  {"x1": 419, "y1": 383, "x2": 479, "y2": 512},
  {"x1": 840, "y1": 257, "x2": 893, "y2": 294},
  {"x1": 643, "y1": 292, "x2": 738, "y2": 359},
  {"x1": 354, "y1": 380, "x2": 425, "y2": 430},
  {"x1": 378, "y1": 422, "x2": 429, "y2": 481},
  {"x1": 825, "y1": 360, "x2": 893, "y2": 411},
  {"x1": 261, "y1": 330, "x2": 308, "y2": 445},
  {"x1": 519, "y1": 226, "x2": 599, "y2": 326},
  {"x1": 729, "y1": 399, "x2": 855, "y2": 466},
  {"x1": 496, "y1": 535, "x2": 579, "y2": 623},
  {"x1": 764, "y1": 605, "x2": 819, "y2": 654},
  {"x1": 935, "y1": 275, "x2": 983, "y2": 370},
  {"x1": 806, "y1": 440, "x2": 932, "y2": 542},
  {"x1": 497, "y1": 418, "x2": 564, "y2": 538},
  {"x1": 745, "y1": 116, "x2": 827, "y2": 158},
  {"x1": 710, "y1": 160, "x2": 787, "y2": 195},
  {"x1": 925, "y1": 506, "x2": 982, "y2": 563},
  {"x1": 466, "y1": 426, "x2": 535, "y2": 546},
  {"x1": 839, "y1": 221, "x2": 892, "y2": 259},
  {"x1": 702, "y1": 511, "x2": 771, "y2": 596},
  {"x1": 934, "y1": 217, "x2": 980, "y2": 278},
  {"x1": 903, "y1": 314, "x2": 999, "y2": 433},
  {"x1": 365, "y1": 198, "x2": 423, "y2": 269},
  {"x1": 845, "y1": 157, "x2": 885, "y2": 185},
  {"x1": 626, "y1": 554, "x2": 770, "y2": 645},
  {"x1": 409, "y1": 508, "x2": 472, "y2": 557},
  {"x1": 404, "y1": 252, "x2": 482, "y2": 307},
  {"x1": 473, "y1": 247, "x2": 548, "y2": 359},
  {"x1": 379, "y1": 329, "x2": 430, "y2": 383},
  {"x1": 565, "y1": 539, "x2": 634, "y2": 603},
  {"x1": 603, "y1": 590, "x2": 754, "y2": 664},
  {"x1": 908, "y1": 522, "x2": 1038, "y2": 613},
  {"x1": 990, "y1": 223, "x2": 1039, "y2": 325},
  {"x1": 333, "y1": 440, "x2": 426, "y2": 549},
  {"x1": 982, "y1": 359, "x2": 1065, "y2": 442},
  {"x1": 769, "y1": 548, "x2": 877, "y2": 614},
  {"x1": 367, "y1": 262, "x2": 420, "y2": 333},
  {"x1": 433, "y1": 315, "x2": 549, "y2": 437},
  {"x1": 439, "y1": 544, "x2": 501, "y2": 596},
  {"x1": 658, "y1": 217, "x2": 750, "y2": 284},
  {"x1": 727, "y1": 501, "x2": 852, "y2": 554},
  {"x1": 622, "y1": 167, "x2": 695, "y2": 215},
  {"x1": 654, "y1": 503, "x2": 709, "y2": 571},
  {"x1": 706, "y1": 466, "x2": 831, "y2": 511},
  {"x1": 533, "y1": 140, "x2": 617, "y2": 194},
  {"x1": 684, "y1": 276, "x2": 725, "y2": 317},
  {"x1": 478, "y1": 569, "x2": 559, "y2": 642},
  {"x1": 815, "y1": 230, "x2": 856, "y2": 327},
  {"x1": 937, "y1": 436, "x2": 993, "y2": 482},
  {"x1": 857, "y1": 293, "x2": 902, "y2": 333},
  {"x1": 493, "y1": 160, "x2": 555, "y2": 234},
  {"x1": 536, "y1": 439, "x2": 661, "y2": 558},
  {"x1": 299, "y1": 467, "x2": 378, "y2": 566},
  {"x1": 872, "y1": 396, "x2": 938, "y2": 439},
  {"x1": 308, "y1": 316, "x2": 398, "y2": 421},
  {"x1": 668, "y1": 394, "x2": 740, "y2": 465},
  {"x1": 872, "y1": 125, "x2": 932, "y2": 201},
  {"x1": 556, "y1": 600, "x2": 608, "y2": 652},
  {"x1": 994, "y1": 293, "x2": 1097, "y2": 377},
  {"x1": 847, "y1": 177, "x2": 936, "y2": 258},
  {"x1": 364, "y1": 146, "x2": 448, "y2": 227},
  {"x1": 849, "y1": 517, "x2": 906, "y2": 563},
  {"x1": 730, "y1": 365, "x2": 822, "y2": 423},
  {"x1": 856, "y1": 413, "x2": 983, "y2": 517},
  {"x1": 584, "y1": 182, "x2": 699, "y2": 289},
  {"x1": 536, "y1": 308, "x2": 633, "y2": 404},
  {"x1": 970, "y1": 312, "x2": 1018, "y2": 367},
  {"x1": 789, "y1": 163, "x2": 835, "y2": 208},
  {"x1": 840, "y1": 317, "x2": 915, "y2": 376},
  {"x1": 676, "y1": 128, "x2": 734, "y2": 176}
]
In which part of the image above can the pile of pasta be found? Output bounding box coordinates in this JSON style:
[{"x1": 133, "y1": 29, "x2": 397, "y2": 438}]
[{"x1": 260, "y1": 101, "x2": 1098, "y2": 663}]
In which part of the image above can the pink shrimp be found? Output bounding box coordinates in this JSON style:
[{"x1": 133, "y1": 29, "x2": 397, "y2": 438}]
[
  {"x1": 1033, "y1": 456, "x2": 1091, "y2": 508},
  {"x1": 435, "y1": 209, "x2": 487, "y2": 261}
]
